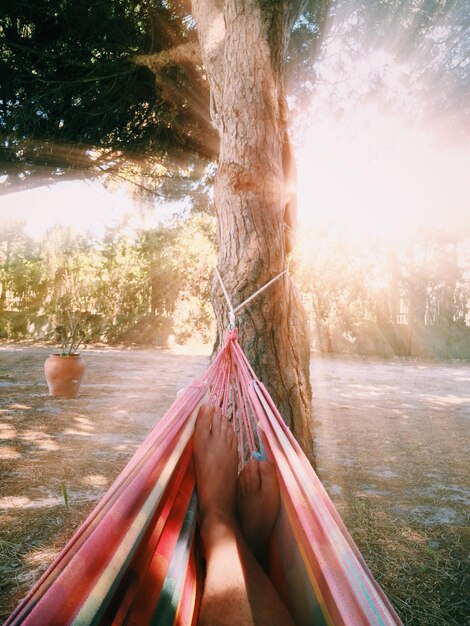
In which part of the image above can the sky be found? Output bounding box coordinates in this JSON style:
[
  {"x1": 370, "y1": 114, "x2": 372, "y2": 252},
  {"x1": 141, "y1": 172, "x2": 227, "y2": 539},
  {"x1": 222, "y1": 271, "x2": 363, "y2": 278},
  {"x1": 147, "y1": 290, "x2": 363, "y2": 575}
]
[{"x1": 0, "y1": 178, "x2": 182, "y2": 240}]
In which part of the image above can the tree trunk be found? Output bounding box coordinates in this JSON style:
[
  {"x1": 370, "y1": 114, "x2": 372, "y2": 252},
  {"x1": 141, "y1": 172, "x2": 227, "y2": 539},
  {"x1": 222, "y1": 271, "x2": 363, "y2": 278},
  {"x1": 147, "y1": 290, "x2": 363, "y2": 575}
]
[{"x1": 192, "y1": 0, "x2": 313, "y2": 461}]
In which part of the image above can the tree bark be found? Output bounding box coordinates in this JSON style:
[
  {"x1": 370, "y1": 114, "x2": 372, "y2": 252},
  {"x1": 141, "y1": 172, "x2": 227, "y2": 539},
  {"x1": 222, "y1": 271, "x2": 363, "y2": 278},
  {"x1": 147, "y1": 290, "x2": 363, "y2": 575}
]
[{"x1": 192, "y1": 0, "x2": 313, "y2": 461}]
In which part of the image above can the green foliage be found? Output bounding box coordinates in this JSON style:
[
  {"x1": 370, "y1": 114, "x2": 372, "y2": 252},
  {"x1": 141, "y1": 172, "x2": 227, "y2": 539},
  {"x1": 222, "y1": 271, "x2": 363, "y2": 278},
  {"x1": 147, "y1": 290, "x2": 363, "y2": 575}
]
[
  {"x1": 0, "y1": 0, "x2": 214, "y2": 192},
  {"x1": 1, "y1": 217, "x2": 468, "y2": 355},
  {"x1": 295, "y1": 228, "x2": 372, "y2": 350},
  {"x1": 0, "y1": 213, "x2": 216, "y2": 345},
  {"x1": 0, "y1": 220, "x2": 46, "y2": 310},
  {"x1": 53, "y1": 312, "x2": 91, "y2": 355},
  {"x1": 294, "y1": 226, "x2": 470, "y2": 356},
  {"x1": 170, "y1": 214, "x2": 217, "y2": 342}
]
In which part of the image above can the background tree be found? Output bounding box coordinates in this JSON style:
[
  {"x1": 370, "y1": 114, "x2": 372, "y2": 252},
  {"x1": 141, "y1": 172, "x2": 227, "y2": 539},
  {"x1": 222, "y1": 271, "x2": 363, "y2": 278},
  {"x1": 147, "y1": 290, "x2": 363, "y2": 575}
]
[{"x1": 0, "y1": 221, "x2": 44, "y2": 311}]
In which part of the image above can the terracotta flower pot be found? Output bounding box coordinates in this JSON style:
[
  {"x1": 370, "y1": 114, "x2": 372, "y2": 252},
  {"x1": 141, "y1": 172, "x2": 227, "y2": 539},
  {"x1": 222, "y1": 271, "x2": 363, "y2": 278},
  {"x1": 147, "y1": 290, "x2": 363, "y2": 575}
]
[{"x1": 44, "y1": 354, "x2": 86, "y2": 398}]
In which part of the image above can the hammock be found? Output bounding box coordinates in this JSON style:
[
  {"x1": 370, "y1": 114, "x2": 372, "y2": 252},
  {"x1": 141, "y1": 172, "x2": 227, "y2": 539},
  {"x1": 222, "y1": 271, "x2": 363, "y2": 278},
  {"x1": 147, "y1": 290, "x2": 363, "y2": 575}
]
[{"x1": 7, "y1": 329, "x2": 402, "y2": 626}]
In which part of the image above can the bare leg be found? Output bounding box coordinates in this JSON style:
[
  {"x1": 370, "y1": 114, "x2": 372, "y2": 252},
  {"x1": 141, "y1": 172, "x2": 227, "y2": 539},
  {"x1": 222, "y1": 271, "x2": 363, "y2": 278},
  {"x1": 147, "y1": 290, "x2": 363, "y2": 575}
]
[{"x1": 193, "y1": 405, "x2": 294, "y2": 626}]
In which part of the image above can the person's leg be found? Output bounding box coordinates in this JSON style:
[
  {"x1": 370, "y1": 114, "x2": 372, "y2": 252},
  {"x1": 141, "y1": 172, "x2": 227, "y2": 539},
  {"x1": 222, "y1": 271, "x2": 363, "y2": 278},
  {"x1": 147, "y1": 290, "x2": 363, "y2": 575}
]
[{"x1": 193, "y1": 405, "x2": 294, "y2": 626}]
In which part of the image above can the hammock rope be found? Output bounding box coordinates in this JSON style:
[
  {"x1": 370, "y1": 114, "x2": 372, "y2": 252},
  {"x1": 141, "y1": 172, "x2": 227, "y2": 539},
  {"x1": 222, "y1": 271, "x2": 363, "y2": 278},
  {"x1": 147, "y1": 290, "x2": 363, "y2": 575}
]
[
  {"x1": 6, "y1": 328, "x2": 402, "y2": 626},
  {"x1": 214, "y1": 266, "x2": 287, "y2": 329}
]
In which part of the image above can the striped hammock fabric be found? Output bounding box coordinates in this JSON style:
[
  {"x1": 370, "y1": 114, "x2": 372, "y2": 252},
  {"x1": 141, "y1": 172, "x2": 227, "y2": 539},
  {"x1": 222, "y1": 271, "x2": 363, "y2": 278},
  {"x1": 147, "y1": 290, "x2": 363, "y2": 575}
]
[{"x1": 7, "y1": 330, "x2": 402, "y2": 626}]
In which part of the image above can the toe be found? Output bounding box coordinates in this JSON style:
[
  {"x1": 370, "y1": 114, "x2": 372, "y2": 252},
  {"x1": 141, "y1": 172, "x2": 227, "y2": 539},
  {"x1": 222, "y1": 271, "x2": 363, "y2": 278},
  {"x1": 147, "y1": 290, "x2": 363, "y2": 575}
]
[
  {"x1": 195, "y1": 404, "x2": 214, "y2": 439},
  {"x1": 220, "y1": 412, "x2": 228, "y2": 437},
  {"x1": 226, "y1": 422, "x2": 235, "y2": 444},
  {"x1": 248, "y1": 458, "x2": 261, "y2": 492},
  {"x1": 259, "y1": 462, "x2": 278, "y2": 489},
  {"x1": 211, "y1": 407, "x2": 223, "y2": 436},
  {"x1": 237, "y1": 476, "x2": 244, "y2": 500},
  {"x1": 238, "y1": 464, "x2": 249, "y2": 495},
  {"x1": 259, "y1": 462, "x2": 280, "y2": 511}
]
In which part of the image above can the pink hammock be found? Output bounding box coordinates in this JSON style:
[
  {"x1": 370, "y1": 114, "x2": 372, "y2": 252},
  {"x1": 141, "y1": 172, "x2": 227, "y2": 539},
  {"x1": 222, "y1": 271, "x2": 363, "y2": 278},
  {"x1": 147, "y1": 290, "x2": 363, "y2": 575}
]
[{"x1": 7, "y1": 329, "x2": 402, "y2": 626}]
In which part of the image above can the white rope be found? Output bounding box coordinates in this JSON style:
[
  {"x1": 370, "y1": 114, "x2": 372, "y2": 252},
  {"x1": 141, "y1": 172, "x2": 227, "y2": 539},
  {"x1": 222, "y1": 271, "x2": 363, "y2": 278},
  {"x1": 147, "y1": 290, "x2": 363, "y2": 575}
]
[
  {"x1": 214, "y1": 267, "x2": 236, "y2": 327},
  {"x1": 215, "y1": 267, "x2": 288, "y2": 329},
  {"x1": 233, "y1": 269, "x2": 288, "y2": 314}
]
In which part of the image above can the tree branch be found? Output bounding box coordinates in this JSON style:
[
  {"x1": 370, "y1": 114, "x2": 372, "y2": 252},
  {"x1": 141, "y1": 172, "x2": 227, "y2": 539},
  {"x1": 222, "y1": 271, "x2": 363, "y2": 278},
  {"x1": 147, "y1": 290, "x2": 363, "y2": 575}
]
[
  {"x1": 133, "y1": 41, "x2": 202, "y2": 72},
  {"x1": 191, "y1": 0, "x2": 226, "y2": 125}
]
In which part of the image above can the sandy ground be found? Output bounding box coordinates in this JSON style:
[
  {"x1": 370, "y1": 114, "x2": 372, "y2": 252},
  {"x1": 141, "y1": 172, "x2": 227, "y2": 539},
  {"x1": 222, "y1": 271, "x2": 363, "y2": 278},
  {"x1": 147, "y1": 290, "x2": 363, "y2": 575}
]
[
  {"x1": 0, "y1": 345, "x2": 469, "y2": 624},
  {"x1": 312, "y1": 356, "x2": 470, "y2": 527}
]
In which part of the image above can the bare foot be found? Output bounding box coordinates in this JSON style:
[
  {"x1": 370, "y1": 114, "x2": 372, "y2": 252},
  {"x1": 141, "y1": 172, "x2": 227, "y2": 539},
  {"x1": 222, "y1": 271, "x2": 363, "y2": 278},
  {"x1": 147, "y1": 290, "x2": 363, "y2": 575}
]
[
  {"x1": 193, "y1": 405, "x2": 239, "y2": 548},
  {"x1": 237, "y1": 459, "x2": 280, "y2": 563}
]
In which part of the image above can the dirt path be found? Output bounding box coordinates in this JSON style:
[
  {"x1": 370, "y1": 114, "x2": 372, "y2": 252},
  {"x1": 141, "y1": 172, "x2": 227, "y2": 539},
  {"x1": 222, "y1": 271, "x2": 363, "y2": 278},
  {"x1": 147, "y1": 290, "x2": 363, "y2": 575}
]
[{"x1": 0, "y1": 346, "x2": 469, "y2": 624}]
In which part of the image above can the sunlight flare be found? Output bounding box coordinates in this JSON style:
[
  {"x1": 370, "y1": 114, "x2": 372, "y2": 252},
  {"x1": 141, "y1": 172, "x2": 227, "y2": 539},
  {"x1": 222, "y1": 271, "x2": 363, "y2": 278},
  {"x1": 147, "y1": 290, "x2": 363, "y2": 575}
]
[{"x1": 296, "y1": 106, "x2": 470, "y2": 240}]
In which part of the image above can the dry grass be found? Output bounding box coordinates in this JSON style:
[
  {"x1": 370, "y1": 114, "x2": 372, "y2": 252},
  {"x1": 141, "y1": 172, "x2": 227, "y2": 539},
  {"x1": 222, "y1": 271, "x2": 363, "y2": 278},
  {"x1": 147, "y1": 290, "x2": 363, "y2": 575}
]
[
  {"x1": 335, "y1": 497, "x2": 470, "y2": 625},
  {"x1": 0, "y1": 504, "x2": 96, "y2": 612}
]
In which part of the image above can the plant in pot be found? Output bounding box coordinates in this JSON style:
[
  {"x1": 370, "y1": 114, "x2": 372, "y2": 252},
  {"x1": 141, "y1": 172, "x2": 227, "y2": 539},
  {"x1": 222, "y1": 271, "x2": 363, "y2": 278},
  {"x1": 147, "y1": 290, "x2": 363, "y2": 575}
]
[{"x1": 44, "y1": 314, "x2": 89, "y2": 398}]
